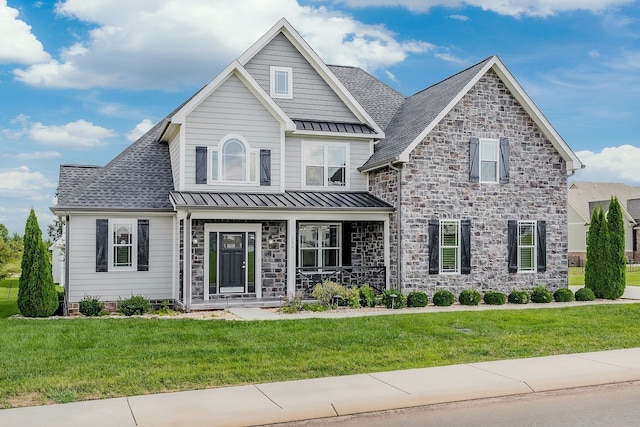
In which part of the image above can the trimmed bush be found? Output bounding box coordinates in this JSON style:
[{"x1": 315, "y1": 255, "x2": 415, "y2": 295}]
[
  {"x1": 358, "y1": 284, "x2": 376, "y2": 308},
  {"x1": 483, "y1": 291, "x2": 506, "y2": 305},
  {"x1": 575, "y1": 287, "x2": 596, "y2": 301},
  {"x1": 338, "y1": 286, "x2": 361, "y2": 309},
  {"x1": 118, "y1": 295, "x2": 151, "y2": 316},
  {"x1": 459, "y1": 289, "x2": 481, "y2": 306},
  {"x1": 79, "y1": 295, "x2": 104, "y2": 317},
  {"x1": 279, "y1": 292, "x2": 304, "y2": 313},
  {"x1": 432, "y1": 289, "x2": 454, "y2": 307},
  {"x1": 311, "y1": 280, "x2": 343, "y2": 308},
  {"x1": 382, "y1": 288, "x2": 406, "y2": 309},
  {"x1": 406, "y1": 291, "x2": 428, "y2": 307},
  {"x1": 553, "y1": 288, "x2": 575, "y2": 302},
  {"x1": 530, "y1": 286, "x2": 553, "y2": 304},
  {"x1": 508, "y1": 290, "x2": 530, "y2": 304}
]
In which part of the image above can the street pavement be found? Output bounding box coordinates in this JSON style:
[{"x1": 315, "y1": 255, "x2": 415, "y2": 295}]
[{"x1": 2, "y1": 289, "x2": 640, "y2": 427}]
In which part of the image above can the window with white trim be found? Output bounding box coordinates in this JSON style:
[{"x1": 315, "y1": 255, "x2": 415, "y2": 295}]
[
  {"x1": 270, "y1": 66, "x2": 292, "y2": 99},
  {"x1": 440, "y1": 220, "x2": 460, "y2": 273},
  {"x1": 518, "y1": 221, "x2": 536, "y2": 272},
  {"x1": 299, "y1": 223, "x2": 341, "y2": 269},
  {"x1": 111, "y1": 221, "x2": 135, "y2": 269},
  {"x1": 303, "y1": 142, "x2": 348, "y2": 188},
  {"x1": 479, "y1": 138, "x2": 499, "y2": 183},
  {"x1": 209, "y1": 136, "x2": 257, "y2": 184}
]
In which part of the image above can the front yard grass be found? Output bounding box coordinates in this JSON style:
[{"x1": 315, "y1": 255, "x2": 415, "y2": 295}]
[
  {"x1": 569, "y1": 266, "x2": 640, "y2": 287},
  {"x1": 1, "y1": 303, "x2": 640, "y2": 408},
  {"x1": 0, "y1": 278, "x2": 19, "y2": 318}
]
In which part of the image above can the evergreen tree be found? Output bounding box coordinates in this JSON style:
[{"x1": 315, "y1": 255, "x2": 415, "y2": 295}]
[
  {"x1": 585, "y1": 206, "x2": 611, "y2": 298},
  {"x1": 17, "y1": 209, "x2": 58, "y2": 317},
  {"x1": 605, "y1": 196, "x2": 626, "y2": 299}
]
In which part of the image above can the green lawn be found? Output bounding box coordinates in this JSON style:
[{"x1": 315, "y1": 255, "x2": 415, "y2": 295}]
[
  {"x1": 0, "y1": 278, "x2": 19, "y2": 318},
  {"x1": 569, "y1": 266, "x2": 640, "y2": 287},
  {"x1": 1, "y1": 303, "x2": 640, "y2": 408}
]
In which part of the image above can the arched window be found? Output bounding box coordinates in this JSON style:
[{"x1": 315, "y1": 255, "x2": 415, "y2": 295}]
[{"x1": 222, "y1": 139, "x2": 246, "y2": 181}]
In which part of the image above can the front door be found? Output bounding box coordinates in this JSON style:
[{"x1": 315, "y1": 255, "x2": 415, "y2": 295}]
[{"x1": 219, "y1": 233, "x2": 245, "y2": 293}]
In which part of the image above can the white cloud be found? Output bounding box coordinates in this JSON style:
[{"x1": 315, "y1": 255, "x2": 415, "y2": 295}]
[
  {"x1": 0, "y1": 166, "x2": 56, "y2": 198},
  {"x1": 0, "y1": 0, "x2": 50, "y2": 64},
  {"x1": 12, "y1": 0, "x2": 435, "y2": 90},
  {"x1": 449, "y1": 14, "x2": 470, "y2": 21},
  {"x1": 2, "y1": 151, "x2": 61, "y2": 159},
  {"x1": 340, "y1": 0, "x2": 634, "y2": 17},
  {"x1": 434, "y1": 52, "x2": 467, "y2": 65},
  {"x1": 573, "y1": 145, "x2": 640, "y2": 185},
  {"x1": 127, "y1": 119, "x2": 154, "y2": 142},
  {"x1": 28, "y1": 120, "x2": 116, "y2": 148}
]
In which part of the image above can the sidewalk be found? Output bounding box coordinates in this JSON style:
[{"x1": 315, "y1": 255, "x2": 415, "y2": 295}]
[{"x1": 2, "y1": 347, "x2": 640, "y2": 427}]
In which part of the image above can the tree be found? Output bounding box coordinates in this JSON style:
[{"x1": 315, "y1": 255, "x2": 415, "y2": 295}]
[
  {"x1": 605, "y1": 196, "x2": 626, "y2": 299},
  {"x1": 585, "y1": 206, "x2": 611, "y2": 298},
  {"x1": 17, "y1": 209, "x2": 58, "y2": 317},
  {"x1": 0, "y1": 223, "x2": 9, "y2": 241}
]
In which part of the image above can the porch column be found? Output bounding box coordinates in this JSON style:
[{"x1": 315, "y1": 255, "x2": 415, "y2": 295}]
[
  {"x1": 384, "y1": 218, "x2": 390, "y2": 290},
  {"x1": 287, "y1": 218, "x2": 297, "y2": 298},
  {"x1": 185, "y1": 213, "x2": 192, "y2": 312}
]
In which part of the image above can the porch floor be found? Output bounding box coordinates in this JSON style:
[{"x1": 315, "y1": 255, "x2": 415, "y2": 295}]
[{"x1": 186, "y1": 297, "x2": 286, "y2": 311}]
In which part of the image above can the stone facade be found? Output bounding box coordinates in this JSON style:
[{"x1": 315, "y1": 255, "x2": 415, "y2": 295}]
[{"x1": 369, "y1": 70, "x2": 569, "y2": 295}]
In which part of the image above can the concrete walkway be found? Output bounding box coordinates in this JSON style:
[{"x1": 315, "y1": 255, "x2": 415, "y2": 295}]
[{"x1": 2, "y1": 347, "x2": 640, "y2": 427}]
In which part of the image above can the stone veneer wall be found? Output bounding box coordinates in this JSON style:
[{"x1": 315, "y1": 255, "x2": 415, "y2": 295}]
[
  {"x1": 369, "y1": 69, "x2": 569, "y2": 295},
  {"x1": 189, "y1": 219, "x2": 287, "y2": 301},
  {"x1": 351, "y1": 221, "x2": 386, "y2": 289}
]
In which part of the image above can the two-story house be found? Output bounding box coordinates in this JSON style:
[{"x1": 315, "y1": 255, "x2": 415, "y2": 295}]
[{"x1": 52, "y1": 18, "x2": 583, "y2": 313}]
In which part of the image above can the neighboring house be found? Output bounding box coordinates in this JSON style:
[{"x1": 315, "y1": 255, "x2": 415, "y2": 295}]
[
  {"x1": 49, "y1": 237, "x2": 65, "y2": 286},
  {"x1": 568, "y1": 181, "x2": 640, "y2": 265},
  {"x1": 52, "y1": 18, "x2": 583, "y2": 314}
]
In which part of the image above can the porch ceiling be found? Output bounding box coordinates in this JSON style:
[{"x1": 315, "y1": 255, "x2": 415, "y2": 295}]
[{"x1": 170, "y1": 190, "x2": 393, "y2": 211}]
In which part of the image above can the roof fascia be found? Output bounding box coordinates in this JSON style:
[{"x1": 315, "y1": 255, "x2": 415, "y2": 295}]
[
  {"x1": 237, "y1": 18, "x2": 384, "y2": 137},
  {"x1": 568, "y1": 201, "x2": 589, "y2": 224}
]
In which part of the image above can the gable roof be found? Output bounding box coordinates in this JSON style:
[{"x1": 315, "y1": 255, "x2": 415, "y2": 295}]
[
  {"x1": 349, "y1": 56, "x2": 583, "y2": 173},
  {"x1": 52, "y1": 122, "x2": 174, "y2": 212},
  {"x1": 569, "y1": 181, "x2": 640, "y2": 223}
]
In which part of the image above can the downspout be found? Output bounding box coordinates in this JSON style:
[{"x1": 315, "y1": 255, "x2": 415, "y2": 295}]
[
  {"x1": 388, "y1": 162, "x2": 402, "y2": 290},
  {"x1": 63, "y1": 213, "x2": 70, "y2": 316}
]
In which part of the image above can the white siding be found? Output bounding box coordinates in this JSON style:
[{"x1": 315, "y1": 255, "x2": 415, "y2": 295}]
[
  {"x1": 67, "y1": 213, "x2": 174, "y2": 302},
  {"x1": 183, "y1": 74, "x2": 282, "y2": 192},
  {"x1": 168, "y1": 131, "x2": 181, "y2": 190},
  {"x1": 284, "y1": 136, "x2": 371, "y2": 191},
  {"x1": 245, "y1": 33, "x2": 358, "y2": 123}
]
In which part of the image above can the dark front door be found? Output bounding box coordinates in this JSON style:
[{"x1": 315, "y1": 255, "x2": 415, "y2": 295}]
[{"x1": 219, "y1": 233, "x2": 245, "y2": 293}]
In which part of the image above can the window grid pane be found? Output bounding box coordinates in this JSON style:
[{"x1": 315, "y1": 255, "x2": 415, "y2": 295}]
[
  {"x1": 304, "y1": 144, "x2": 346, "y2": 187},
  {"x1": 299, "y1": 224, "x2": 341, "y2": 269},
  {"x1": 518, "y1": 222, "x2": 536, "y2": 272},
  {"x1": 113, "y1": 223, "x2": 133, "y2": 268},
  {"x1": 440, "y1": 221, "x2": 460, "y2": 273},
  {"x1": 480, "y1": 139, "x2": 498, "y2": 182}
]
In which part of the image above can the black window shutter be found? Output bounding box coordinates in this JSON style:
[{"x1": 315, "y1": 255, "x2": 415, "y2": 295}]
[
  {"x1": 499, "y1": 137, "x2": 510, "y2": 184},
  {"x1": 461, "y1": 219, "x2": 471, "y2": 274},
  {"x1": 260, "y1": 149, "x2": 271, "y2": 186},
  {"x1": 469, "y1": 137, "x2": 480, "y2": 183},
  {"x1": 428, "y1": 219, "x2": 440, "y2": 274},
  {"x1": 341, "y1": 222, "x2": 352, "y2": 267},
  {"x1": 508, "y1": 220, "x2": 518, "y2": 273},
  {"x1": 96, "y1": 219, "x2": 108, "y2": 272},
  {"x1": 537, "y1": 220, "x2": 547, "y2": 273},
  {"x1": 195, "y1": 146, "x2": 207, "y2": 184},
  {"x1": 138, "y1": 219, "x2": 149, "y2": 272}
]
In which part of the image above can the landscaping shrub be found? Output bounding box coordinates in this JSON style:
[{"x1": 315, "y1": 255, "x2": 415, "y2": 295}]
[
  {"x1": 279, "y1": 292, "x2": 304, "y2": 313},
  {"x1": 553, "y1": 288, "x2": 575, "y2": 302},
  {"x1": 358, "y1": 284, "x2": 376, "y2": 308},
  {"x1": 406, "y1": 290, "x2": 428, "y2": 307},
  {"x1": 458, "y1": 289, "x2": 481, "y2": 306},
  {"x1": 382, "y1": 288, "x2": 406, "y2": 309},
  {"x1": 483, "y1": 291, "x2": 506, "y2": 305},
  {"x1": 79, "y1": 295, "x2": 104, "y2": 317},
  {"x1": 118, "y1": 295, "x2": 151, "y2": 316},
  {"x1": 432, "y1": 289, "x2": 454, "y2": 307},
  {"x1": 508, "y1": 289, "x2": 530, "y2": 304},
  {"x1": 302, "y1": 303, "x2": 328, "y2": 312},
  {"x1": 311, "y1": 280, "x2": 344, "y2": 308},
  {"x1": 530, "y1": 286, "x2": 553, "y2": 304},
  {"x1": 575, "y1": 287, "x2": 596, "y2": 301},
  {"x1": 338, "y1": 286, "x2": 361, "y2": 309}
]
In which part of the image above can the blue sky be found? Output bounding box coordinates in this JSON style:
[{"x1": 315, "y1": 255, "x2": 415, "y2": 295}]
[{"x1": 1, "y1": 0, "x2": 639, "y2": 235}]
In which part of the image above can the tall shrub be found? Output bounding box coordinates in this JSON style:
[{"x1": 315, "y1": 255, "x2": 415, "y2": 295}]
[
  {"x1": 605, "y1": 196, "x2": 626, "y2": 299},
  {"x1": 585, "y1": 206, "x2": 610, "y2": 298},
  {"x1": 17, "y1": 209, "x2": 58, "y2": 317}
]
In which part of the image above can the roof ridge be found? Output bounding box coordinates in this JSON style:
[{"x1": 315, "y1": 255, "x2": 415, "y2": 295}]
[{"x1": 410, "y1": 55, "x2": 494, "y2": 97}]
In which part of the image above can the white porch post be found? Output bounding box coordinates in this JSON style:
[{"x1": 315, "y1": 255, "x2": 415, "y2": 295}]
[
  {"x1": 287, "y1": 218, "x2": 297, "y2": 298},
  {"x1": 185, "y1": 213, "x2": 192, "y2": 312},
  {"x1": 384, "y1": 218, "x2": 390, "y2": 290}
]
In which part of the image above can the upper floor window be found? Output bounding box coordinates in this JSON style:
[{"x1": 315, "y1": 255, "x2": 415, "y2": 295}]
[
  {"x1": 480, "y1": 138, "x2": 499, "y2": 183},
  {"x1": 270, "y1": 66, "x2": 292, "y2": 99},
  {"x1": 303, "y1": 142, "x2": 348, "y2": 188},
  {"x1": 209, "y1": 137, "x2": 257, "y2": 184}
]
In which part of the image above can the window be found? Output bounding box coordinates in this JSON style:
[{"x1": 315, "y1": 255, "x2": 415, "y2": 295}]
[
  {"x1": 299, "y1": 223, "x2": 341, "y2": 269},
  {"x1": 480, "y1": 138, "x2": 498, "y2": 183},
  {"x1": 270, "y1": 66, "x2": 292, "y2": 99},
  {"x1": 303, "y1": 143, "x2": 348, "y2": 188},
  {"x1": 440, "y1": 220, "x2": 460, "y2": 273},
  {"x1": 112, "y1": 222, "x2": 134, "y2": 268},
  {"x1": 518, "y1": 221, "x2": 536, "y2": 272},
  {"x1": 96, "y1": 219, "x2": 149, "y2": 272},
  {"x1": 208, "y1": 137, "x2": 257, "y2": 184}
]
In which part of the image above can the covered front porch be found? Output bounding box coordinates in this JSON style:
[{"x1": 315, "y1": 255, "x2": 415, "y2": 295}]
[{"x1": 171, "y1": 190, "x2": 393, "y2": 311}]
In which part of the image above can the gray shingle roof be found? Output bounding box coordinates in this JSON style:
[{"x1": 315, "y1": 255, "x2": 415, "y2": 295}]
[
  {"x1": 53, "y1": 122, "x2": 174, "y2": 211},
  {"x1": 170, "y1": 190, "x2": 393, "y2": 210},
  {"x1": 569, "y1": 181, "x2": 640, "y2": 222}
]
